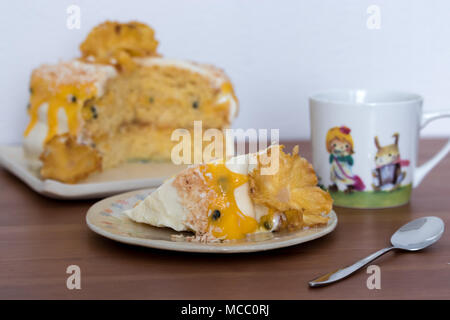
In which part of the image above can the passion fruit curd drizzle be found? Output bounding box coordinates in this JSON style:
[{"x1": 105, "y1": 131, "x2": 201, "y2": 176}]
[
  {"x1": 24, "y1": 83, "x2": 97, "y2": 142},
  {"x1": 220, "y1": 81, "x2": 236, "y2": 98},
  {"x1": 200, "y1": 163, "x2": 258, "y2": 240}
]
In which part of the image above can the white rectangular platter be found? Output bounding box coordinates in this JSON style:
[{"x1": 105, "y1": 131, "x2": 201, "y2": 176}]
[{"x1": 0, "y1": 145, "x2": 186, "y2": 199}]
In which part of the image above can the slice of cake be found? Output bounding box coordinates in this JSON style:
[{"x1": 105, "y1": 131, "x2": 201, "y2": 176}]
[
  {"x1": 23, "y1": 21, "x2": 238, "y2": 183},
  {"x1": 125, "y1": 145, "x2": 333, "y2": 242}
]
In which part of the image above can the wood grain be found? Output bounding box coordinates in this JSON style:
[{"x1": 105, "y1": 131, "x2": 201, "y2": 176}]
[{"x1": 0, "y1": 140, "x2": 449, "y2": 299}]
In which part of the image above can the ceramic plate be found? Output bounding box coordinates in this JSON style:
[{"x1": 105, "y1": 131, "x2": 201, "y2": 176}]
[
  {"x1": 86, "y1": 188, "x2": 338, "y2": 253},
  {"x1": 0, "y1": 145, "x2": 186, "y2": 199}
]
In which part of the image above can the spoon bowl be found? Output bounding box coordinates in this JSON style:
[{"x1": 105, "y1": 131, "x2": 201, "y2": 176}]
[{"x1": 390, "y1": 216, "x2": 445, "y2": 251}]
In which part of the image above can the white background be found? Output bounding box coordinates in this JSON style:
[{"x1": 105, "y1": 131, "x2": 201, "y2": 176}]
[{"x1": 1, "y1": 0, "x2": 450, "y2": 144}]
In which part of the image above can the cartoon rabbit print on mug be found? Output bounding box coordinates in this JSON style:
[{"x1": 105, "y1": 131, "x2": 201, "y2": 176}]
[
  {"x1": 326, "y1": 126, "x2": 365, "y2": 193},
  {"x1": 372, "y1": 133, "x2": 410, "y2": 191}
]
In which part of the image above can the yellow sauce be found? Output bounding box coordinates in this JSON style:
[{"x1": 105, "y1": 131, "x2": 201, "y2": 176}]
[
  {"x1": 24, "y1": 82, "x2": 97, "y2": 142},
  {"x1": 200, "y1": 163, "x2": 258, "y2": 240},
  {"x1": 220, "y1": 82, "x2": 233, "y2": 94}
]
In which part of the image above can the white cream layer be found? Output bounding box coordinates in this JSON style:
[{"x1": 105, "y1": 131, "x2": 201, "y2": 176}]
[
  {"x1": 23, "y1": 103, "x2": 73, "y2": 170},
  {"x1": 124, "y1": 178, "x2": 190, "y2": 232}
]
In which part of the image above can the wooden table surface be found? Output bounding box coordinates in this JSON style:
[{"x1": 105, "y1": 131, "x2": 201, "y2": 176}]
[{"x1": 0, "y1": 140, "x2": 449, "y2": 300}]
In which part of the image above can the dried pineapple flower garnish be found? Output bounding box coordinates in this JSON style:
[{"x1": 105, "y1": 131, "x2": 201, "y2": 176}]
[
  {"x1": 80, "y1": 21, "x2": 159, "y2": 71},
  {"x1": 249, "y1": 145, "x2": 333, "y2": 228}
]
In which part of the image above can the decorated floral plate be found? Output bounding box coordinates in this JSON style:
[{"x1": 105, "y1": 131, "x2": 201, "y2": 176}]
[{"x1": 86, "y1": 188, "x2": 338, "y2": 253}]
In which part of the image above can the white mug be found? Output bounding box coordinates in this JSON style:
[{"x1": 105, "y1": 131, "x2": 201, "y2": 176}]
[{"x1": 309, "y1": 89, "x2": 450, "y2": 209}]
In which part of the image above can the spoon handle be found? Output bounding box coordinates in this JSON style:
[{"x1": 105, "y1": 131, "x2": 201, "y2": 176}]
[{"x1": 309, "y1": 246, "x2": 395, "y2": 287}]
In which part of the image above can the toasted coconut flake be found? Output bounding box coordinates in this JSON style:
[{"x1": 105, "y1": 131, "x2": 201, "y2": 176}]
[{"x1": 172, "y1": 166, "x2": 215, "y2": 236}]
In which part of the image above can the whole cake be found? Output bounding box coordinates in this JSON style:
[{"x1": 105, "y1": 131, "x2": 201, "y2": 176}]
[
  {"x1": 125, "y1": 145, "x2": 333, "y2": 242},
  {"x1": 23, "y1": 21, "x2": 238, "y2": 183}
]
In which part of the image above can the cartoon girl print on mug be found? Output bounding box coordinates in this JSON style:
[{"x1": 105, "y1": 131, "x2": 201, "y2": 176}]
[
  {"x1": 372, "y1": 133, "x2": 410, "y2": 191},
  {"x1": 325, "y1": 126, "x2": 365, "y2": 193}
]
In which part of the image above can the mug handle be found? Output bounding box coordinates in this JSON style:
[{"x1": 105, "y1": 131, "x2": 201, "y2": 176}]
[{"x1": 413, "y1": 110, "x2": 450, "y2": 187}]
